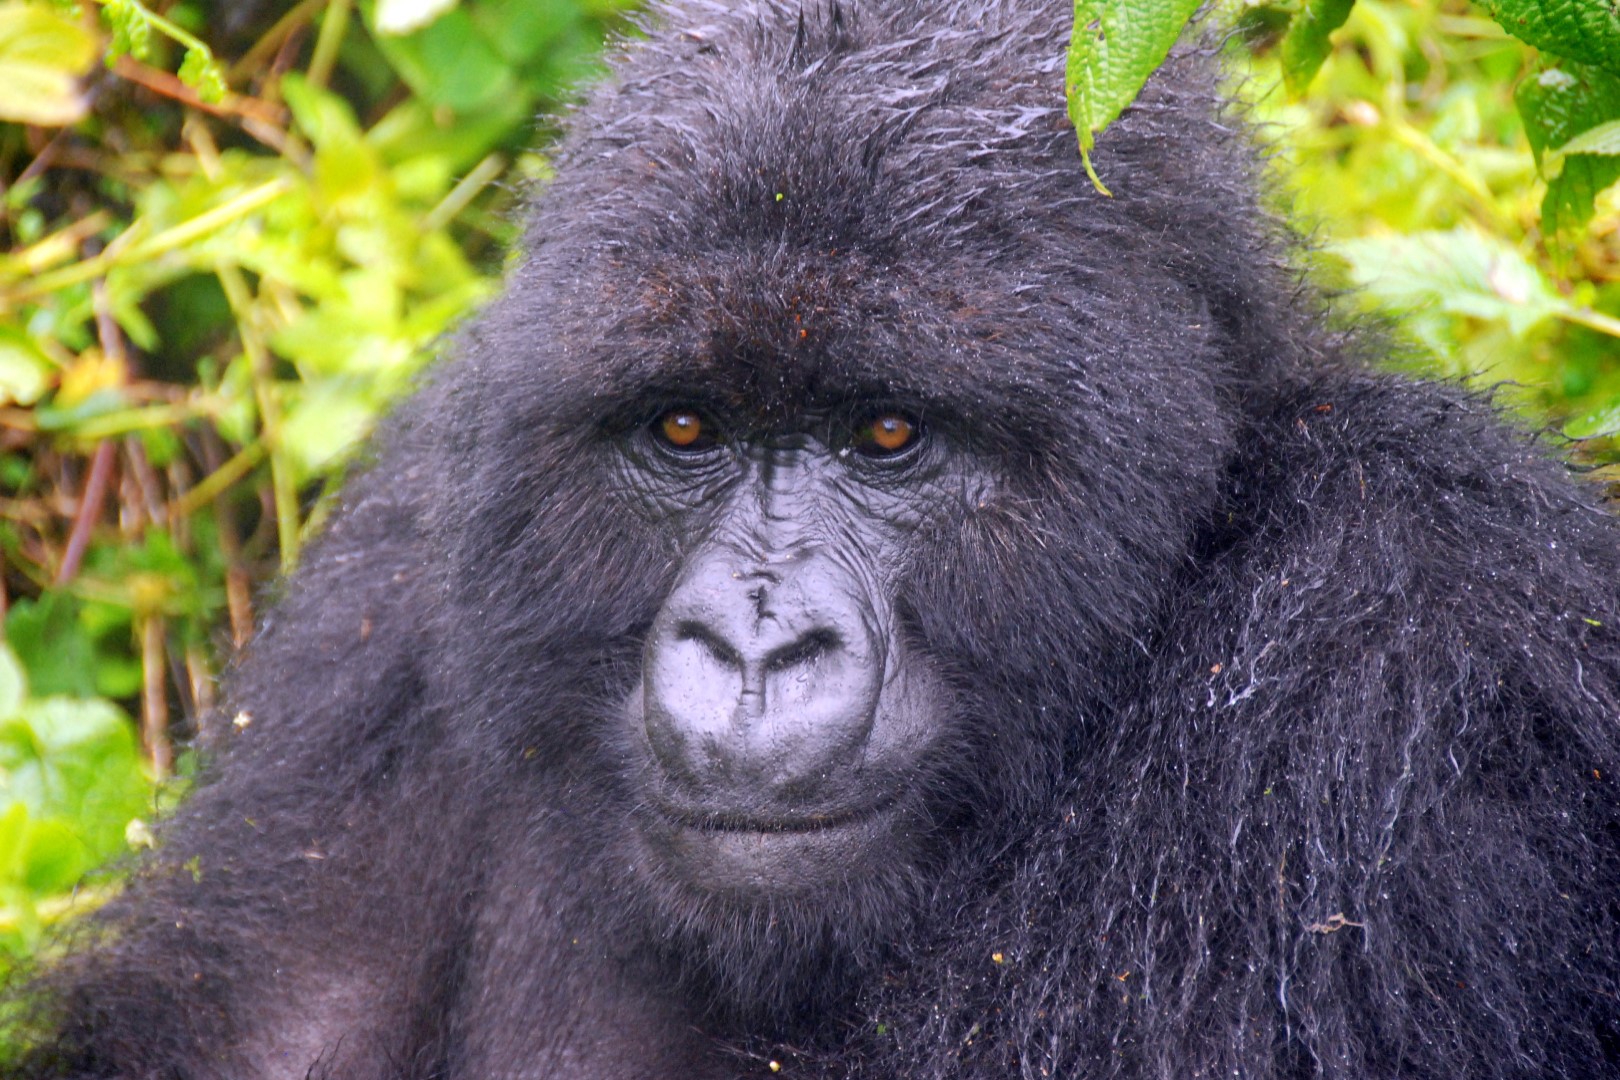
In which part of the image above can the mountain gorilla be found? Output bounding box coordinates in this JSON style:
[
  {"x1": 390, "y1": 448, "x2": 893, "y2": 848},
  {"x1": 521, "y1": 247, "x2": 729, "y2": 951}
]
[{"x1": 9, "y1": 1, "x2": 1620, "y2": 1077}]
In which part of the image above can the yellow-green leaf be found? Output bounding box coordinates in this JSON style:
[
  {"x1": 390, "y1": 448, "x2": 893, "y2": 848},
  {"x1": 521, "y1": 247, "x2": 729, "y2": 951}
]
[
  {"x1": 1279, "y1": 0, "x2": 1355, "y2": 97},
  {"x1": 0, "y1": 2, "x2": 98, "y2": 126},
  {"x1": 1478, "y1": 0, "x2": 1620, "y2": 79},
  {"x1": 1516, "y1": 62, "x2": 1620, "y2": 237},
  {"x1": 0, "y1": 328, "x2": 55, "y2": 406},
  {"x1": 1556, "y1": 119, "x2": 1620, "y2": 160},
  {"x1": 1066, "y1": 0, "x2": 1201, "y2": 187}
]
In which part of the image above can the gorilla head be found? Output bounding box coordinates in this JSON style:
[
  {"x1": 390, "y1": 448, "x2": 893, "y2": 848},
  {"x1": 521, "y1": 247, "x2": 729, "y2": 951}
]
[
  {"x1": 16, "y1": 2, "x2": 1617, "y2": 1077},
  {"x1": 421, "y1": 2, "x2": 1270, "y2": 1019}
]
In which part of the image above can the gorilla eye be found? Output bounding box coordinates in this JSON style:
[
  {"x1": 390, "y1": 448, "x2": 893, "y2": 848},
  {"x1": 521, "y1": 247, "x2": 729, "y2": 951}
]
[
  {"x1": 656, "y1": 409, "x2": 716, "y2": 452},
  {"x1": 853, "y1": 412, "x2": 919, "y2": 457}
]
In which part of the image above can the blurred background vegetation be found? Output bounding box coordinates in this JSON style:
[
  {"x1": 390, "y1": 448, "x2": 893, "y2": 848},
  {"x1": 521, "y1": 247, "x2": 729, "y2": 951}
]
[{"x1": 0, "y1": 0, "x2": 1615, "y2": 988}]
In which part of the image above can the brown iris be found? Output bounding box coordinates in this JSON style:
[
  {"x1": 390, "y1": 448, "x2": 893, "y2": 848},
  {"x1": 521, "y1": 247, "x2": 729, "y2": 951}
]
[
  {"x1": 855, "y1": 412, "x2": 918, "y2": 456},
  {"x1": 657, "y1": 409, "x2": 722, "y2": 453},
  {"x1": 658, "y1": 409, "x2": 709, "y2": 450}
]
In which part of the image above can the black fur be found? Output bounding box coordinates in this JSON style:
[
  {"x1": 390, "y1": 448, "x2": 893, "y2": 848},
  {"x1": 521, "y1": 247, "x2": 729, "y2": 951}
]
[{"x1": 8, "y1": 2, "x2": 1619, "y2": 1078}]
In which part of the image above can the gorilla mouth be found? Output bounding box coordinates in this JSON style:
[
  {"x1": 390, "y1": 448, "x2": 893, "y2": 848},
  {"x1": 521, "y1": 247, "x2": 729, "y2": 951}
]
[{"x1": 653, "y1": 798, "x2": 896, "y2": 835}]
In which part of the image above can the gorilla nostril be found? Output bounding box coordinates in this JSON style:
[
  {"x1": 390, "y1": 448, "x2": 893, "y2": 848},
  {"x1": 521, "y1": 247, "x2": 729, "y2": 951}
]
[
  {"x1": 673, "y1": 620, "x2": 743, "y2": 669},
  {"x1": 764, "y1": 628, "x2": 842, "y2": 673}
]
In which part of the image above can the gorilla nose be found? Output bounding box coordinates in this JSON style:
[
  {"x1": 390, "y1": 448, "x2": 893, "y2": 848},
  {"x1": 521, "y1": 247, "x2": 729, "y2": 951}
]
[{"x1": 642, "y1": 553, "x2": 886, "y2": 802}]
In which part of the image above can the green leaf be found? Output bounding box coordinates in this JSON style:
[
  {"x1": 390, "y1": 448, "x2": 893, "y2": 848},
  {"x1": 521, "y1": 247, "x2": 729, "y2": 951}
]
[
  {"x1": 372, "y1": 6, "x2": 517, "y2": 112},
  {"x1": 279, "y1": 381, "x2": 379, "y2": 482},
  {"x1": 1515, "y1": 62, "x2": 1620, "y2": 236},
  {"x1": 0, "y1": 695, "x2": 144, "y2": 847},
  {"x1": 0, "y1": 803, "x2": 28, "y2": 879},
  {"x1": 1478, "y1": 0, "x2": 1620, "y2": 78},
  {"x1": 0, "y1": 1, "x2": 98, "y2": 126},
  {"x1": 0, "y1": 327, "x2": 54, "y2": 406},
  {"x1": 282, "y1": 74, "x2": 381, "y2": 204},
  {"x1": 468, "y1": 0, "x2": 574, "y2": 66},
  {"x1": 4, "y1": 595, "x2": 98, "y2": 698},
  {"x1": 1565, "y1": 400, "x2": 1620, "y2": 439},
  {"x1": 176, "y1": 48, "x2": 226, "y2": 105},
  {"x1": 375, "y1": 0, "x2": 460, "y2": 36},
  {"x1": 20, "y1": 817, "x2": 89, "y2": 892},
  {"x1": 1334, "y1": 228, "x2": 1561, "y2": 340},
  {"x1": 1066, "y1": 0, "x2": 1201, "y2": 186},
  {"x1": 1279, "y1": 0, "x2": 1356, "y2": 96},
  {"x1": 0, "y1": 644, "x2": 25, "y2": 719},
  {"x1": 1556, "y1": 118, "x2": 1620, "y2": 158},
  {"x1": 101, "y1": 0, "x2": 149, "y2": 64}
]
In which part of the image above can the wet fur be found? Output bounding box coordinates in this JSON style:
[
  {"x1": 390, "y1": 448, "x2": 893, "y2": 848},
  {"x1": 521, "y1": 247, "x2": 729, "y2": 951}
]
[{"x1": 8, "y1": 2, "x2": 1619, "y2": 1078}]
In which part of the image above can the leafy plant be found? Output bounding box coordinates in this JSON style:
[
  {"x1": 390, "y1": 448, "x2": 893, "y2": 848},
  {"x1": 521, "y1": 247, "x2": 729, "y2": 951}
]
[
  {"x1": 0, "y1": 642, "x2": 148, "y2": 957},
  {"x1": 0, "y1": 0, "x2": 637, "y2": 979},
  {"x1": 1071, "y1": 0, "x2": 1620, "y2": 233}
]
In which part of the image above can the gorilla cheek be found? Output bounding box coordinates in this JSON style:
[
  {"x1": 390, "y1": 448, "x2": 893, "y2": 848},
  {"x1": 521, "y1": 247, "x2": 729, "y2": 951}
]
[{"x1": 626, "y1": 540, "x2": 943, "y2": 894}]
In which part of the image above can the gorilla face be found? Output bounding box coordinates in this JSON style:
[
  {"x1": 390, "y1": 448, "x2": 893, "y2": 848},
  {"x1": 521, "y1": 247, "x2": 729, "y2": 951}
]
[{"x1": 618, "y1": 404, "x2": 992, "y2": 895}]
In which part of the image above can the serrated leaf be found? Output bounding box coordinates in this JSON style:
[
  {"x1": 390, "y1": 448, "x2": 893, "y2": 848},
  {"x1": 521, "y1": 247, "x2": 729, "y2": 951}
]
[
  {"x1": 1334, "y1": 227, "x2": 1561, "y2": 340},
  {"x1": 0, "y1": 1, "x2": 98, "y2": 126},
  {"x1": 0, "y1": 691, "x2": 146, "y2": 884},
  {"x1": 1066, "y1": 0, "x2": 1202, "y2": 161},
  {"x1": 1516, "y1": 62, "x2": 1620, "y2": 236},
  {"x1": 1279, "y1": 0, "x2": 1356, "y2": 96},
  {"x1": 1478, "y1": 0, "x2": 1620, "y2": 78},
  {"x1": 375, "y1": 0, "x2": 459, "y2": 36},
  {"x1": 1557, "y1": 118, "x2": 1620, "y2": 158}
]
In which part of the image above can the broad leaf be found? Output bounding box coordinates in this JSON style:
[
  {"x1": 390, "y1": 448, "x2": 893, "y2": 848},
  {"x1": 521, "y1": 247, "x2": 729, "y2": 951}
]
[
  {"x1": 0, "y1": 645, "x2": 24, "y2": 719},
  {"x1": 1066, "y1": 0, "x2": 1201, "y2": 189},
  {"x1": 1479, "y1": 0, "x2": 1620, "y2": 78},
  {"x1": 1515, "y1": 62, "x2": 1620, "y2": 237},
  {"x1": 1335, "y1": 228, "x2": 1561, "y2": 340},
  {"x1": 1557, "y1": 118, "x2": 1620, "y2": 159},
  {"x1": 0, "y1": 1, "x2": 98, "y2": 126},
  {"x1": 1279, "y1": 0, "x2": 1356, "y2": 96},
  {"x1": 1565, "y1": 401, "x2": 1620, "y2": 439},
  {"x1": 0, "y1": 327, "x2": 53, "y2": 407},
  {"x1": 372, "y1": 6, "x2": 516, "y2": 112}
]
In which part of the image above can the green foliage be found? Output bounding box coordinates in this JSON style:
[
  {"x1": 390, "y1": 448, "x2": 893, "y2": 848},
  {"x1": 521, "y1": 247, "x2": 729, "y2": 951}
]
[
  {"x1": 1064, "y1": 1, "x2": 1620, "y2": 451},
  {"x1": 0, "y1": 642, "x2": 149, "y2": 956},
  {"x1": 0, "y1": 2, "x2": 97, "y2": 125},
  {"x1": 1227, "y1": 0, "x2": 1620, "y2": 448},
  {"x1": 1516, "y1": 61, "x2": 1620, "y2": 236},
  {"x1": 1065, "y1": 0, "x2": 1202, "y2": 189},
  {"x1": 0, "y1": 0, "x2": 636, "y2": 987},
  {"x1": 1475, "y1": 0, "x2": 1620, "y2": 77},
  {"x1": 1279, "y1": 0, "x2": 1356, "y2": 94},
  {"x1": 1066, "y1": 2, "x2": 1620, "y2": 235}
]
